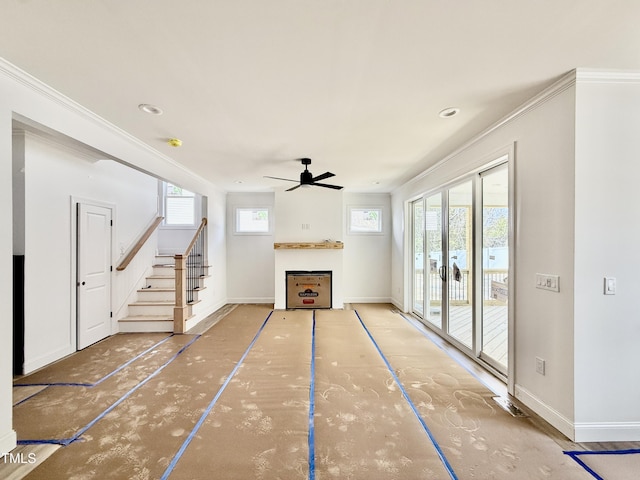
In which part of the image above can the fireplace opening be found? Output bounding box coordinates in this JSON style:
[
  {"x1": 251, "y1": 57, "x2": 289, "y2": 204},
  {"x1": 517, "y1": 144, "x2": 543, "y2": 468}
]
[{"x1": 286, "y1": 271, "x2": 332, "y2": 309}]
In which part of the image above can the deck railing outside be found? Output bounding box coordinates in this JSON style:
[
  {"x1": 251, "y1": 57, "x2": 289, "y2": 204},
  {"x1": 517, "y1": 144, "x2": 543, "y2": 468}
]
[{"x1": 415, "y1": 269, "x2": 508, "y2": 305}]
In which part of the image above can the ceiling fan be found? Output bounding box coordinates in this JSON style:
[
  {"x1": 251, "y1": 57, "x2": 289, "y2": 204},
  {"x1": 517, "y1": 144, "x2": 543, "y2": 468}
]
[{"x1": 264, "y1": 158, "x2": 343, "y2": 191}]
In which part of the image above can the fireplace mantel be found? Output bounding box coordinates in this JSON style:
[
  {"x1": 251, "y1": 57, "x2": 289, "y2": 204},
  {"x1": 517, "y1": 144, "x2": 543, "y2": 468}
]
[{"x1": 274, "y1": 241, "x2": 343, "y2": 250}]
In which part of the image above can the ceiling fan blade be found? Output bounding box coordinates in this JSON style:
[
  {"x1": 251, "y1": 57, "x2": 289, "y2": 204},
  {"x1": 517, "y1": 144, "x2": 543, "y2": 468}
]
[
  {"x1": 311, "y1": 171, "x2": 335, "y2": 182},
  {"x1": 286, "y1": 184, "x2": 302, "y2": 191},
  {"x1": 264, "y1": 175, "x2": 298, "y2": 183},
  {"x1": 312, "y1": 182, "x2": 343, "y2": 190}
]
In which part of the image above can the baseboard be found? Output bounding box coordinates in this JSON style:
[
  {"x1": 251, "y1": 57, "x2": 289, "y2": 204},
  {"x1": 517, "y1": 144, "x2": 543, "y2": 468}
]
[
  {"x1": 185, "y1": 299, "x2": 233, "y2": 331},
  {"x1": 0, "y1": 429, "x2": 17, "y2": 454},
  {"x1": 24, "y1": 344, "x2": 74, "y2": 375},
  {"x1": 574, "y1": 422, "x2": 640, "y2": 442},
  {"x1": 514, "y1": 384, "x2": 575, "y2": 440},
  {"x1": 390, "y1": 297, "x2": 404, "y2": 311},
  {"x1": 226, "y1": 297, "x2": 275, "y2": 304},
  {"x1": 343, "y1": 297, "x2": 393, "y2": 304}
]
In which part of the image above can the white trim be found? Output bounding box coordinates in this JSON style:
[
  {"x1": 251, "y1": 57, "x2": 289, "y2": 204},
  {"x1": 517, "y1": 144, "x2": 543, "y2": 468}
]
[
  {"x1": 24, "y1": 344, "x2": 75, "y2": 375},
  {"x1": 574, "y1": 422, "x2": 640, "y2": 443},
  {"x1": 70, "y1": 196, "x2": 117, "y2": 349},
  {"x1": 514, "y1": 384, "x2": 575, "y2": 440},
  {"x1": 1, "y1": 57, "x2": 216, "y2": 191},
  {"x1": 343, "y1": 296, "x2": 393, "y2": 304},
  {"x1": 0, "y1": 429, "x2": 17, "y2": 455},
  {"x1": 186, "y1": 299, "x2": 233, "y2": 330},
  {"x1": 575, "y1": 68, "x2": 640, "y2": 84},
  {"x1": 394, "y1": 70, "x2": 577, "y2": 194},
  {"x1": 226, "y1": 297, "x2": 275, "y2": 304}
]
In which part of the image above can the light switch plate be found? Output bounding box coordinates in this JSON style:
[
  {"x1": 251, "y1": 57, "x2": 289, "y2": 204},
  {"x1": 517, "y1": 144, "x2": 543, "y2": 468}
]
[
  {"x1": 536, "y1": 273, "x2": 560, "y2": 292},
  {"x1": 604, "y1": 277, "x2": 616, "y2": 295}
]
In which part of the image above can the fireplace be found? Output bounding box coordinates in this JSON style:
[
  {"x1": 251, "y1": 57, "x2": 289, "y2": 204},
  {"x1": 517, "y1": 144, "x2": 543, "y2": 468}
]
[{"x1": 286, "y1": 271, "x2": 332, "y2": 309}]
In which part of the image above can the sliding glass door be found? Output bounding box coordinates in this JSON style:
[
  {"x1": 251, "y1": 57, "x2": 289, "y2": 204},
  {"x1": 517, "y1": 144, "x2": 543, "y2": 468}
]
[
  {"x1": 446, "y1": 181, "x2": 474, "y2": 349},
  {"x1": 479, "y1": 165, "x2": 509, "y2": 370},
  {"x1": 410, "y1": 158, "x2": 510, "y2": 376},
  {"x1": 412, "y1": 200, "x2": 425, "y2": 316}
]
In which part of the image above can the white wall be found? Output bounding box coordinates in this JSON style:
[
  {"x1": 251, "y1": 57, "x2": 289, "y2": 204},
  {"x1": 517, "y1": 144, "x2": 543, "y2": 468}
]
[
  {"x1": 573, "y1": 74, "x2": 640, "y2": 441},
  {"x1": 226, "y1": 192, "x2": 275, "y2": 303},
  {"x1": 274, "y1": 188, "x2": 344, "y2": 309},
  {"x1": 17, "y1": 132, "x2": 159, "y2": 373},
  {"x1": 392, "y1": 73, "x2": 579, "y2": 438},
  {"x1": 343, "y1": 193, "x2": 392, "y2": 303},
  {"x1": 1, "y1": 97, "x2": 17, "y2": 455},
  {"x1": 392, "y1": 69, "x2": 640, "y2": 442},
  {"x1": 227, "y1": 191, "x2": 393, "y2": 306},
  {"x1": 1, "y1": 57, "x2": 226, "y2": 453}
]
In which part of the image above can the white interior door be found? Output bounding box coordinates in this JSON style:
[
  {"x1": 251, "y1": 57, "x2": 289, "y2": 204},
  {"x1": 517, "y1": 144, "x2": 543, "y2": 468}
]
[{"x1": 77, "y1": 203, "x2": 112, "y2": 349}]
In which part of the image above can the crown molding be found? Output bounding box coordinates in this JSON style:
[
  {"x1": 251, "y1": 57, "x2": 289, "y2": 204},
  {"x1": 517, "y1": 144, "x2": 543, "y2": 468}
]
[
  {"x1": 575, "y1": 68, "x2": 640, "y2": 84},
  {"x1": 0, "y1": 57, "x2": 216, "y2": 189},
  {"x1": 395, "y1": 70, "x2": 578, "y2": 193}
]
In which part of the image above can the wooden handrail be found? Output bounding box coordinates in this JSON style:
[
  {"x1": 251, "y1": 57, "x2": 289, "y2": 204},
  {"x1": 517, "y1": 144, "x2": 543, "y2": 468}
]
[
  {"x1": 116, "y1": 216, "x2": 164, "y2": 271},
  {"x1": 183, "y1": 218, "x2": 208, "y2": 256}
]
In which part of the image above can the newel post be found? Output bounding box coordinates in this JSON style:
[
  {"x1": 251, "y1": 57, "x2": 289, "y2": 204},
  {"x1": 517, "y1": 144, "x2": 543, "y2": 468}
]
[{"x1": 173, "y1": 254, "x2": 188, "y2": 334}]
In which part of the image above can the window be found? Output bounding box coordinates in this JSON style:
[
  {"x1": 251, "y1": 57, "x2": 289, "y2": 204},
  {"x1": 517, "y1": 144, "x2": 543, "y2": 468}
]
[
  {"x1": 164, "y1": 183, "x2": 196, "y2": 226},
  {"x1": 235, "y1": 207, "x2": 271, "y2": 234},
  {"x1": 348, "y1": 207, "x2": 383, "y2": 234}
]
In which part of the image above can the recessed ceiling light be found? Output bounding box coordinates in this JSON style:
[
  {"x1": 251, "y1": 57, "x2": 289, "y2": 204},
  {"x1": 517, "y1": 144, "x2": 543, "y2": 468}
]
[
  {"x1": 138, "y1": 103, "x2": 163, "y2": 115},
  {"x1": 438, "y1": 107, "x2": 460, "y2": 118}
]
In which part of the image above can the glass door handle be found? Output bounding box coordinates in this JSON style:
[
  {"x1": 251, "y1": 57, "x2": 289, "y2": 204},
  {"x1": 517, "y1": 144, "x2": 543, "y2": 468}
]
[{"x1": 439, "y1": 265, "x2": 447, "y2": 282}]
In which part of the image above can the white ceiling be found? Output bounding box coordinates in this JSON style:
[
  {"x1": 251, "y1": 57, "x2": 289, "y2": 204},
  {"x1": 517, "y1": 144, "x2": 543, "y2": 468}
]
[{"x1": 2, "y1": 1, "x2": 640, "y2": 192}]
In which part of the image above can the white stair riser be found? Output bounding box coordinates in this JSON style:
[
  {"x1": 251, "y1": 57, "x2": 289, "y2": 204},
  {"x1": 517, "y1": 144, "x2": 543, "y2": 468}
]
[
  {"x1": 119, "y1": 320, "x2": 173, "y2": 333},
  {"x1": 153, "y1": 265, "x2": 210, "y2": 276},
  {"x1": 153, "y1": 266, "x2": 175, "y2": 276},
  {"x1": 137, "y1": 289, "x2": 202, "y2": 302},
  {"x1": 146, "y1": 277, "x2": 176, "y2": 288},
  {"x1": 137, "y1": 290, "x2": 175, "y2": 302},
  {"x1": 128, "y1": 303, "x2": 174, "y2": 316}
]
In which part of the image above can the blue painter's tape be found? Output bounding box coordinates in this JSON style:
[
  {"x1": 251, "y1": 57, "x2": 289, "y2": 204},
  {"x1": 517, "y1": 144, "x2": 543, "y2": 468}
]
[
  {"x1": 13, "y1": 386, "x2": 51, "y2": 407},
  {"x1": 564, "y1": 449, "x2": 640, "y2": 480},
  {"x1": 161, "y1": 311, "x2": 274, "y2": 480},
  {"x1": 17, "y1": 334, "x2": 201, "y2": 447},
  {"x1": 564, "y1": 452, "x2": 604, "y2": 480},
  {"x1": 308, "y1": 311, "x2": 316, "y2": 480},
  {"x1": 354, "y1": 310, "x2": 458, "y2": 480},
  {"x1": 13, "y1": 334, "x2": 174, "y2": 390}
]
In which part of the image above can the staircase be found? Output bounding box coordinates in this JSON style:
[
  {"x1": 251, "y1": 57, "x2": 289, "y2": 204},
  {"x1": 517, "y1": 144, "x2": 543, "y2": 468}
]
[{"x1": 118, "y1": 255, "x2": 208, "y2": 333}]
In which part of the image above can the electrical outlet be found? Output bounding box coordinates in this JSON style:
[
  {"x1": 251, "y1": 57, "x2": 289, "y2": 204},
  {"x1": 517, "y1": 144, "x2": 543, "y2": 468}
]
[{"x1": 535, "y1": 357, "x2": 546, "y2": 375}]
